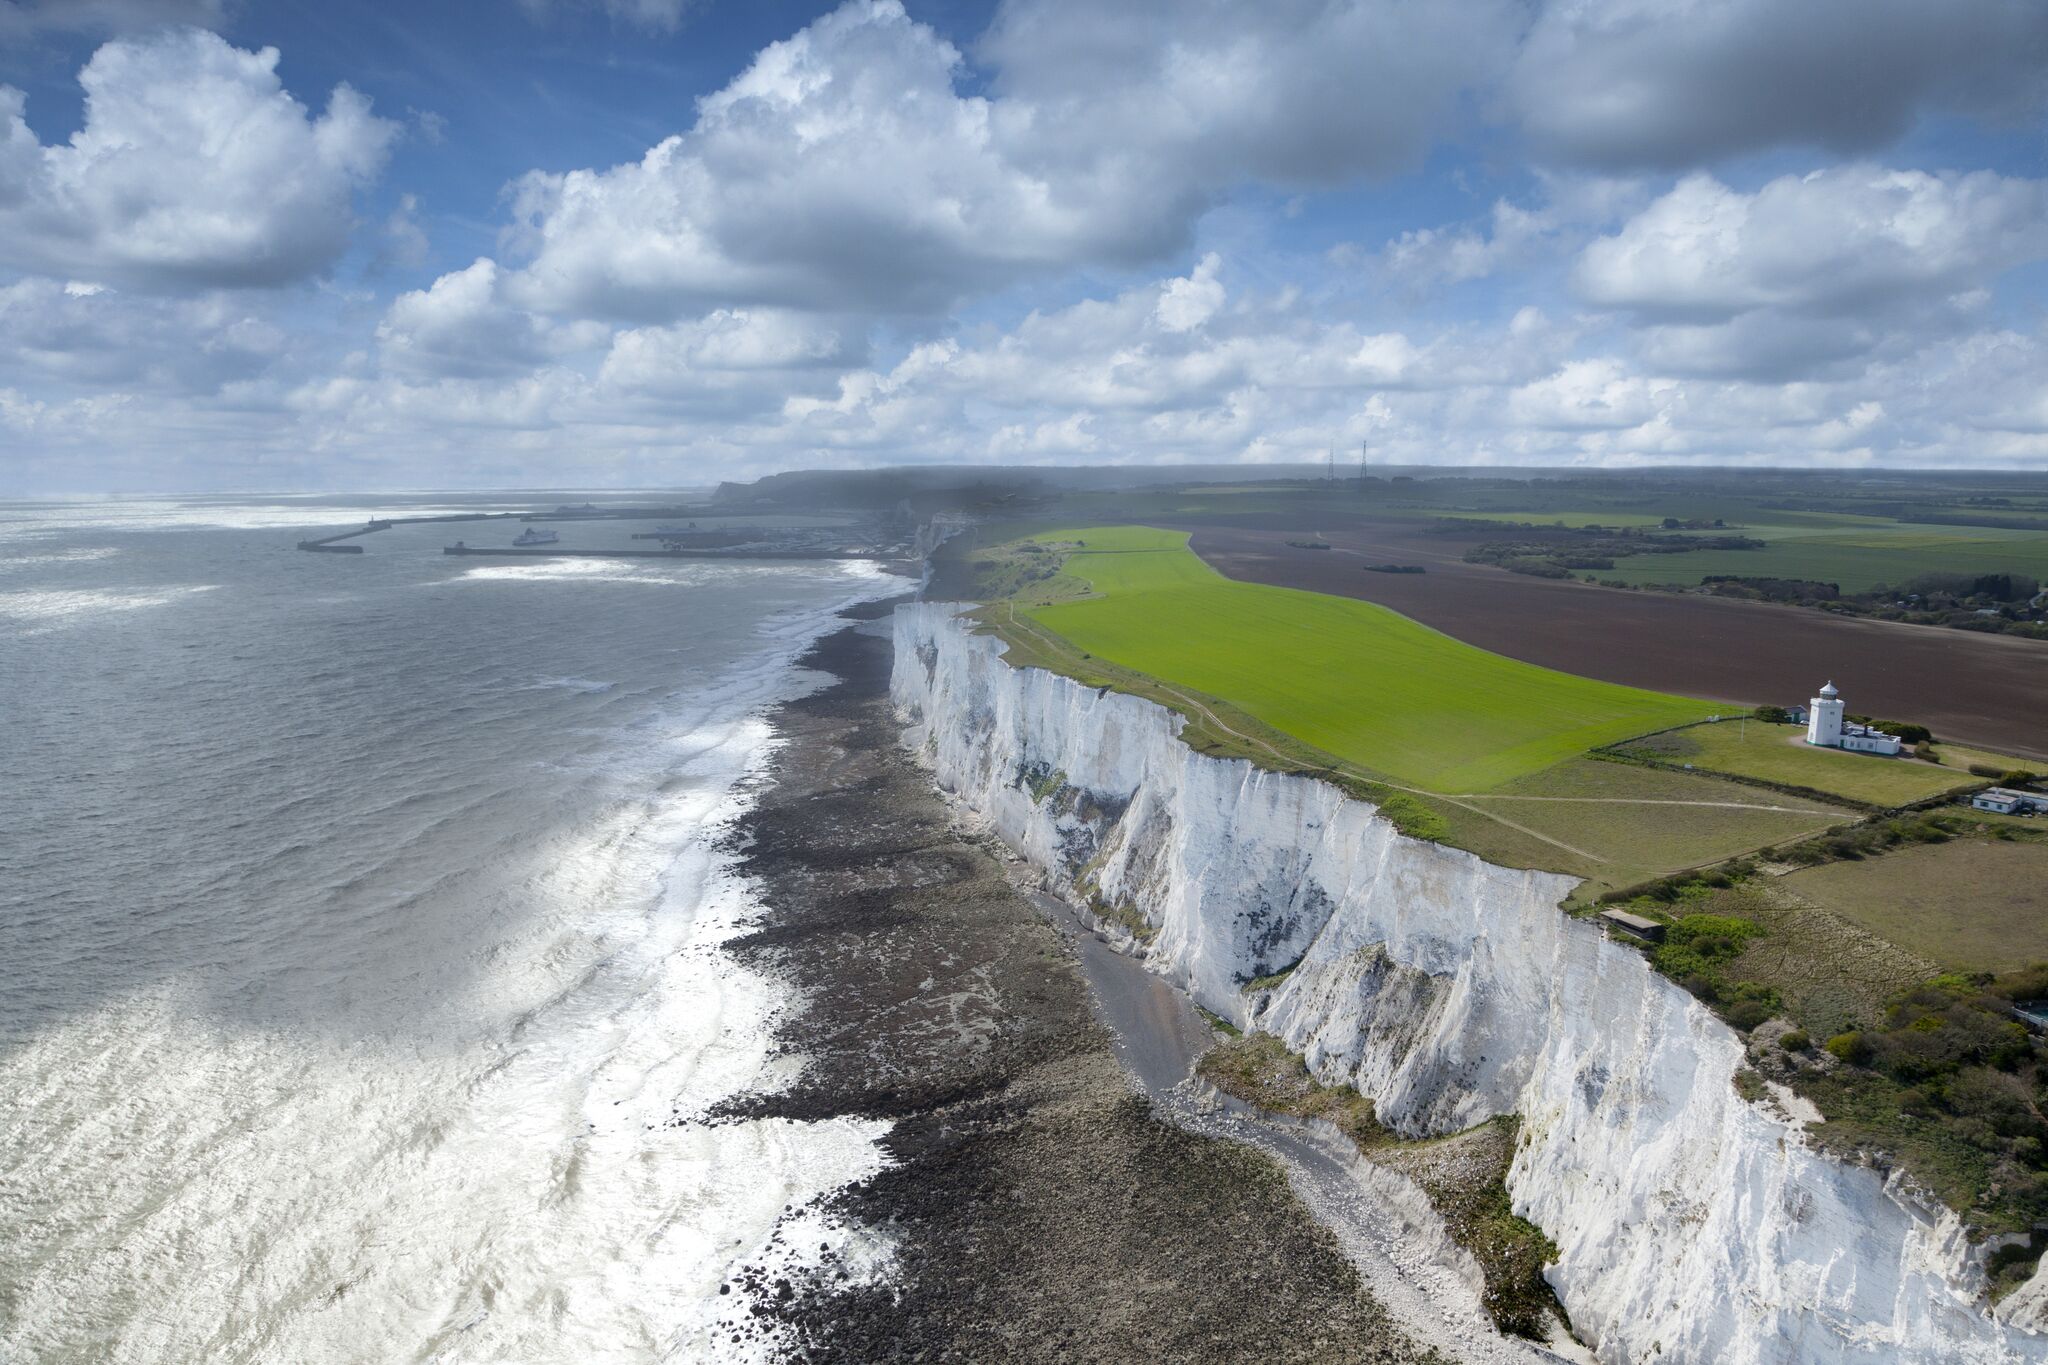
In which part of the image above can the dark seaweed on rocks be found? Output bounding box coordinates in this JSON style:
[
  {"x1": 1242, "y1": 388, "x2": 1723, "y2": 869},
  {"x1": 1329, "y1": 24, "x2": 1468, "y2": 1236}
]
[{"x1": 718, "y1": 609, "x2": 1438, "y2": 1364}]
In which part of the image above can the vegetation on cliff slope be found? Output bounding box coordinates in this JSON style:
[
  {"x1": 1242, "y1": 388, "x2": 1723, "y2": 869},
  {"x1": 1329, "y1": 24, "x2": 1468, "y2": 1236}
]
[{"x1": 1198, "y1": 1032, "x2": 1565, "y2": 1340}]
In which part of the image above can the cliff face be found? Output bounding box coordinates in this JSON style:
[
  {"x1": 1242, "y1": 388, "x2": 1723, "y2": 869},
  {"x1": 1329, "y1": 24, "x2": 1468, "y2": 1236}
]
[{"x1": 893, "y1": 602, "x2": 2048, "y2": 1365}]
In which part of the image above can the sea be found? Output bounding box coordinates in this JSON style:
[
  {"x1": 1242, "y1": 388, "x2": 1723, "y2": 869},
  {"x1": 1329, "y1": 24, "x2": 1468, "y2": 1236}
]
[{"x1": 0, "y1": 494, "x2": 901, "y2": 1363}]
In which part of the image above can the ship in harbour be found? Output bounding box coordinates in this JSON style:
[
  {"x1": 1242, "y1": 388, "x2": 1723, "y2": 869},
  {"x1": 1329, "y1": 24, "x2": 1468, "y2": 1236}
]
[{"x1": 512, "y1": 528, "x2": 560, "y2": 547}]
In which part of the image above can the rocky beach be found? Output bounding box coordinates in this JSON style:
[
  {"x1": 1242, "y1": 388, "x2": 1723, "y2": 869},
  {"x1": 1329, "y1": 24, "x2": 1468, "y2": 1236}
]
[{"x1": 715, "y1": 602, "x2": 1438, "y2": 1363}]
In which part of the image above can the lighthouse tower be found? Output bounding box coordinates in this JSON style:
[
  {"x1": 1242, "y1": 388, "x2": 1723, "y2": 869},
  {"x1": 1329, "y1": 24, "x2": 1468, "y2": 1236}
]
[{"x1": 1806, "y1": 681, "x2": 1845, "y2": 748}]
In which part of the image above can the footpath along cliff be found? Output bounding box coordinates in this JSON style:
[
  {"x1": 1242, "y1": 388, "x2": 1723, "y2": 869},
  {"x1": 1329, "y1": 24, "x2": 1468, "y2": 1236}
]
[{"x1": 892, "y1": 600, "x2": 2048, "y2": 1365}]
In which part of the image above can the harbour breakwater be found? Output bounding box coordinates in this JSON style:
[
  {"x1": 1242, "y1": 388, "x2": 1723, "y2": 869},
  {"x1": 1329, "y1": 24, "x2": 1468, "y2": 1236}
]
[
  {"x1": 295, "y1": 512, "x2": 525, "y2": 552},
  {"x1": 891, "y1": 601, "x2": 2048, "y2": 1364}
]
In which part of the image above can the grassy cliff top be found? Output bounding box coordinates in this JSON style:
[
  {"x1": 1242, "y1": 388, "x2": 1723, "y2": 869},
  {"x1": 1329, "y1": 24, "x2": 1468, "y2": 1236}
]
[
  {"x1": 946, "y1": 519, "x2": 2048, "y2": 1273},
  {"x1": 1007, "y1": 526, "x2": 1722, "y2": 793}
]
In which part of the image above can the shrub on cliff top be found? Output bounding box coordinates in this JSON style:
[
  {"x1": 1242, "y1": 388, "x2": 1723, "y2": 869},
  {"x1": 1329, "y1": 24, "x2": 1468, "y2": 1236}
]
[
  {"x1": 1374, "y1": 791, "x2": 1450, "y2": 843},
  {"x1": 1827, "y1": 1031, "x2": 1872, "y2": 1064},
  {"x1": 1651, "y1": 913, "x2": 1762, "y2": 987}
]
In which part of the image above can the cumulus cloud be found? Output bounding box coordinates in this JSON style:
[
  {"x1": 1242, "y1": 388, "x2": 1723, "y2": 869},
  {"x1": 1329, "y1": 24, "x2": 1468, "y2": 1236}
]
[
  {"x1": 0, "y1": 29, "x2": 397, "y2": 290},
  {"x1": 1947, "y1": 333, "x2": 2048, "y2": 436},
  {"x1": 1627, "y1": 313, "x2": 1891, "y2": 383},
  {"x1": 777, "y1": 256, "x2": 1564, "y2": 463},
  {"x1": 501, "y1": 1, "x2": 1089, "y2": 319},
  {"x1": 1508, "y1": 0, "x2": 2048, "y2": 169},
  {"x1": 602, "y1": 310, "x2": 861, "y2": 380},
  {"x1": 16, "y1": 0, "x2": 2048, "y2": 489},
  {"x1": 497, "y1": 0, "x2": 1514, "y2": 324},
  {"x1": 595, "y1": 309, "x2": 866, "y2": 417},
  {"x1": 980, "y1": 0, "x2": 1517, "y2": 188},
  {"x1": 1572, "y1": 167, "x2": 2048, "y2": 378},
  {"x1": 16, "y1": 246, "x2": 2048, "y2": 487},
  {"x1": 377, "y1": 259, "x2": 606, "y2": 379},
  {"x1": 1577, "y1": 168, "x2": 2048, "y2": 319},
  {"x1": 0, "y1": 277, "x2": 285, "y2": 391},
  {"x1": 1508, "y1": 358, "x2": 1667, "y2": 430},
  {"x1": 1384, "y1": 201, "x2": 1556, "y2": 288},
  {"x1": 1377, "y1": 177, "x2": 1648, "y2": 291},
  {"x1": 1153, "y1": 253, "x2": 1225, "y2": 332}
]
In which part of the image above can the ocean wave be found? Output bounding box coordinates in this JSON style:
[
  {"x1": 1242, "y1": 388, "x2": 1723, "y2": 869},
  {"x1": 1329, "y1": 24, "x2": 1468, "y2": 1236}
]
[{"x1": 0, "y1": 561, "x2": 904, "y2": 1364}]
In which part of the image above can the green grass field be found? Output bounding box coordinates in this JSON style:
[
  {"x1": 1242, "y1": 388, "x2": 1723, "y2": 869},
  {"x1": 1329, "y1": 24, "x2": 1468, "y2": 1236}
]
[
  {"x1": 1464, "y1": 758, "x2": 1852, "y2": 892},
  {"x1": 1620, "y1": 721, "x2": 1980, "y2": 806},
  {"x1": 1610, "y1": 521, "x2": 2048, "y2": 592},
  {"x1": 1784, "y1": 839, "x2": 2048, "y2": 973},
  {"x1": 1930, "y1": 740, "x2": 2044, "y2": 777},
  {"x1": 1014, "y1": 527, "x2": 1722, "y2": 792},
  {"x1": 1045, "y1": 478, "x2": 2048, "y2": 594}
]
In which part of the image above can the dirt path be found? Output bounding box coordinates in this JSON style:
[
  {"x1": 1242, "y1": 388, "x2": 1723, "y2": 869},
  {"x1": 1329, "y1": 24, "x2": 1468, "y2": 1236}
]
[{"x1": 1456, "y1": 794, "x2": 1834, "y2": 813}]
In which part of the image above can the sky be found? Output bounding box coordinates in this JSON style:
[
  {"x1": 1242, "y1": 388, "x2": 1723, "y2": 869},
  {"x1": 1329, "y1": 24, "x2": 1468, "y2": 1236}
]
[{"x1": 1, "y1": 0, "x2": 2046, "y2": 492}]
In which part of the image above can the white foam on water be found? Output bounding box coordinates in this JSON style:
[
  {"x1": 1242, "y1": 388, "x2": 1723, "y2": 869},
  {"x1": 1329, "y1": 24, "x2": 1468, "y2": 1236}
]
[
  {"x1": 0, "y1": 584, "x2": 216, "y2": 630},
  {"x1": 0, "y1": 497, "x2": 540, "y2": 540},
  {"x1": 0, "y1": 564, "x2": 903, "y2": 1364},
  {"x1": 527, "y1": 676, "x2": 620, "y2": 694},
  {"x1": 0, "y1": 546, "x2": 120, "y2": 572},
  {"x1": 454, "y1": 558, "x2": 654, "y2": 585},
  {"x1": 449, "y1": 558, "x2": 829, "y2": 591}
]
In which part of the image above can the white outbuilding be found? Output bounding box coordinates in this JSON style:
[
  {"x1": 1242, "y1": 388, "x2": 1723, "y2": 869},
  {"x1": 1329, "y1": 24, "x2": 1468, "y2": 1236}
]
[
  {"x1": 1804, "y1": 681, "x2": 1902, "y2": 756},
  {"x1": 1974, "y1": 788, "x2": 2048, "y2": 815}
]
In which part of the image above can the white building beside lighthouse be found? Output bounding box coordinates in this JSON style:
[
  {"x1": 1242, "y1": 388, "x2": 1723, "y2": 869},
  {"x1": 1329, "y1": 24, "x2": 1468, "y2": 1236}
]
[{"x1": 1804, "y1": 681, "x2": 1902, "y2": 755}]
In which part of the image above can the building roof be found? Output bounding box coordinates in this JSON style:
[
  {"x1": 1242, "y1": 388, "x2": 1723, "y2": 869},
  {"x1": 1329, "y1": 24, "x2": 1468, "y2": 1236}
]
[
  {"x1": 1601, "y1": 910, "x2": 1666, "y2": 940},
  {"x1": 1818, "y1": 681, "x2": 1839, "y2": 699}
]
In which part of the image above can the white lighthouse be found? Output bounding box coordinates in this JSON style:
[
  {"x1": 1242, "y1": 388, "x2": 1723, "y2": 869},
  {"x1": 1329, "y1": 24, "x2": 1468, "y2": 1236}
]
[
  {"x1": 1802, "y1": 680, "x2": 1903, "y2": 755},
  {"x1": 1805, "y1": 681, "x2": 1844, "y2": 748}
]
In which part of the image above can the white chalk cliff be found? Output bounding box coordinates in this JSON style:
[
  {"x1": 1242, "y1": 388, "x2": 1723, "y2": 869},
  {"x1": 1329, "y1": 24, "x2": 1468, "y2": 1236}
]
[{"x1": 892, "y1": 601, "x2": 2048, "y2": 1365}]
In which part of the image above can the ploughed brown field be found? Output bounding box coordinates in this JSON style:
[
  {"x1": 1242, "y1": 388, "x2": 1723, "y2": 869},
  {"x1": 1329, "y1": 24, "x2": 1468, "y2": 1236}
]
[{"x1": 1186, "y1": 523, "x2": 2048, "y2": 765}]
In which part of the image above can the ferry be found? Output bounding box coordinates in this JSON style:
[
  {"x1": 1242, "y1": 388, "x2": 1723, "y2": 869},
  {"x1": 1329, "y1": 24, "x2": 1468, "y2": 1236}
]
[{"x1": 513, "y1": 528, "x2": 560, "y2": 547}]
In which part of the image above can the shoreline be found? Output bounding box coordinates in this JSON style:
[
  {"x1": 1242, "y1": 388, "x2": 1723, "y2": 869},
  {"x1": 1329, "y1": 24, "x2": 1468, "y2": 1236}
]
[{"x1": 711, "y1": 603, "x2": 1439, "y2": 1363}]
